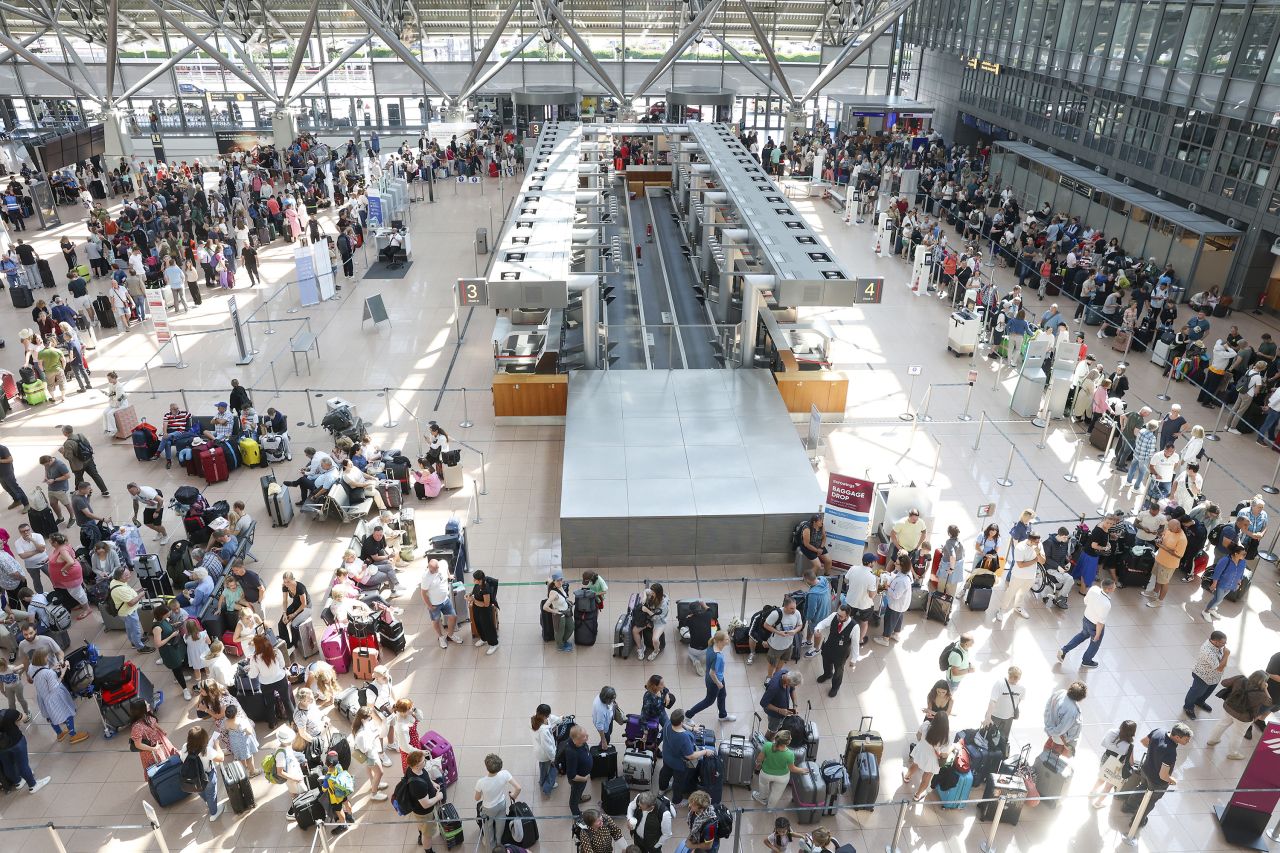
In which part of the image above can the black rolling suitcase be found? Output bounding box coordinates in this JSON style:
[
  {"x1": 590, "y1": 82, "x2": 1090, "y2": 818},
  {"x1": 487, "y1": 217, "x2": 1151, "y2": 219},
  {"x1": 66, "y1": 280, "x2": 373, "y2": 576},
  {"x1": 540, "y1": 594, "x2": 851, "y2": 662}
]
[
  {"x1": 95, "y1": 295, "x2": 117, "y2": 328},
  {"x1": 221, "y1": 761, "x2": 255, "y2": 813},
  {"x1": 292, "y1": 788, "x2": 327, "y2": 829},
  {"x1": 540, "y1": 601, "x2": 555, "y2": 642},
  {"x1": 925, "y1": 591, "x2": 953, "y2": 625},
  {"x1": 1117, "y1": 545, "x2": 1154, "y2": 588},
  {"x1": 978, "y1": 771, "x2": 1028, "y2": 824},
  {"x1": 37, "y1": 259, "x2": 55, "y2": 288},
  {"x1": 601, "y1": 776, "x2": 629, "y2": 816},
  {"x1": 851, "y1": 749, "x2": 879, "y2": 811},
  {"x1": 137, "y1": 553, "x2": 174, "y2": 597},
  {"x1": 501, "y1": 801, "x2": 539, "y2": 847},
  {"x1": 10, "y1": 285, "x2": 32, "y2": 308},
  {"x1": 378, "y1": 618, "x2": 407, "y2": 653}
]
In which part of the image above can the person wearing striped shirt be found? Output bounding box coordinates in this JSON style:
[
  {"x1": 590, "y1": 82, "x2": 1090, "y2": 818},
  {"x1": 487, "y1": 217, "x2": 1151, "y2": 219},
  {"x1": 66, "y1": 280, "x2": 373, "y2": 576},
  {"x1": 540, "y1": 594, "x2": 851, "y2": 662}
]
[{"x1": 1122, "y1": 420, "x2": 1159, "y2": 495}]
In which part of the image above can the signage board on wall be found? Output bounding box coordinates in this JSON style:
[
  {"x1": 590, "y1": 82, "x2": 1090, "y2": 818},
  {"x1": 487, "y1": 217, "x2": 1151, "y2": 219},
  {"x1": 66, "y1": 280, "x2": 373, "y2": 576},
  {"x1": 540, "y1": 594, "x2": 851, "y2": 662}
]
[{"x1": 823, "y1": 474, "x2": 874, "y2": 569}]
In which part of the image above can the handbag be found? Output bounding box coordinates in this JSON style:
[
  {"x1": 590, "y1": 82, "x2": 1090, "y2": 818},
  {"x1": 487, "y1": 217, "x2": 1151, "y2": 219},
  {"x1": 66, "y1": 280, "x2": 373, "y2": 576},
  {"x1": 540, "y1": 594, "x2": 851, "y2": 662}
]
[
  {"x1": 1042, "y1": 737, "x2": 1069, "y2": 757},
  {"x1": 441, "y1": 449, "x2": 461, "y2": 466},
  {"x1": 1099, "y1": 751, "x2": 1128, "y2": 787}
]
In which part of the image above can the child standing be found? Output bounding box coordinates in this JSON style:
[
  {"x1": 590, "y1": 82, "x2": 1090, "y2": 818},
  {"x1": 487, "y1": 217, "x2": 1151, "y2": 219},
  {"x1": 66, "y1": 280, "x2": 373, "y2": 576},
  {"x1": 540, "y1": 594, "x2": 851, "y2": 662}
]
[
  {"x1": 321, "y1": 750, "x2": 357, "y2": 833},
  {"x1": 185, "y1": 618, "x2": 211, "y2": 684},
  {"x1": 204, "y1": 641, "x2": 237, "y2": 689},
  {"x1": 223, "y1": 703, "x2": 261, "y2": 777},
  {"x1": 764, "y1": 817, "x2": 804, "y2": 853},
  {"x1": 0, "y1": 657, "x2": 31, "y2": 722}
]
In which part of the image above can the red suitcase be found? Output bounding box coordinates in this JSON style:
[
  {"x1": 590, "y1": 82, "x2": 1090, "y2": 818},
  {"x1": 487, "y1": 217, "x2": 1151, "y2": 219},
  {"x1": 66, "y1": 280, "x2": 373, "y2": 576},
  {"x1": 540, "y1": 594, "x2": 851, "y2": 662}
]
[
  {"x1": 0, "y1": 370, "x2": 16, "y2": 402},
  {"x1": 349, "y1": 632, "x2": 378, "y2": 652},
  {"x1": 184, "y1": 445, "x2": 202, "y2": 477},
  {"x1": 100, "y1": 660, "x2": 140, "y2": 705},
  {"x1": 199, "y1": 444, "x2": 229, "y2": 484}
]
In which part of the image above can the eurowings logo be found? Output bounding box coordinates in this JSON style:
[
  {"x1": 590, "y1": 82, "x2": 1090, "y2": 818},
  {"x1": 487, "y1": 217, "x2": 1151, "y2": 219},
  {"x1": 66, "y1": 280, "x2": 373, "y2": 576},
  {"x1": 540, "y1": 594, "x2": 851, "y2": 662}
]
[{"x1": 1260, "y1": 736, "x2": 1280, "y2": 756}]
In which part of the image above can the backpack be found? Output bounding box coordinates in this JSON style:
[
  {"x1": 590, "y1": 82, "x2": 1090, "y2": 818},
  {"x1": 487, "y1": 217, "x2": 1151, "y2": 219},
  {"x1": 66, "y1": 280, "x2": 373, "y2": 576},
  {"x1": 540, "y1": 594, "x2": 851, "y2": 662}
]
[
  {"x1": 552, "y1": 714, "x2": 576, "y2": 746},
  {"x1": 179, "y1": 753, "x2": 210, "y2": 793},
  {"x1": 750, "y1": 606, "x2": 779, "y2": 643},
  {"x1": 1208, "y1": 522, "x2": 1228, "y2": 549},
  {"x1": 553, "y1": 740, "x2": 569, "y2": 775},
  {"x1": 327, "y1": 769, "x2": 355, "y2": 799},
  {"x1": 262, "y1": 749, "x2": 287, "y2": 784},
  {"x1": 791, "y1": 520, "x2": 809, "y2": 551},
  {"x1": 42, "y1": 600, "x2": 72, "y2": 631},
  {"x1": 72, "y1": 434, "x2": 94, "y2": 460},
  {"x1": 938, "y1": 641, "x2": 960, "y2": 672},
  {"x1": 391, "y1": 773, "x2": 421, "y2": 816},
  {"x1": 711, "y1": 802, "x2": 734, "y2": 840}
]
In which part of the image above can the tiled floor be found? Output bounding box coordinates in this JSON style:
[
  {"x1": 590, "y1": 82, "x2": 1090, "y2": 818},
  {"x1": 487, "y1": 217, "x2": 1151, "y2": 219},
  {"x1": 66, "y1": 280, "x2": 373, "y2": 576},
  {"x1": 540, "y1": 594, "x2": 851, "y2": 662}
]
[{"x1": 1, "y1": 164, "x2": 1278, "y2": 852}]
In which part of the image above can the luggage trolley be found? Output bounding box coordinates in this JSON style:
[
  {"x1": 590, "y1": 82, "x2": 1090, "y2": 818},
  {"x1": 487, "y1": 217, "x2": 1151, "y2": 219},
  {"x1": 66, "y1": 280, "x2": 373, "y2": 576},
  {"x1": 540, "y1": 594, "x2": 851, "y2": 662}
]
[{"x1": 92, "y1": 654, "x2": 163, "y2": 738}]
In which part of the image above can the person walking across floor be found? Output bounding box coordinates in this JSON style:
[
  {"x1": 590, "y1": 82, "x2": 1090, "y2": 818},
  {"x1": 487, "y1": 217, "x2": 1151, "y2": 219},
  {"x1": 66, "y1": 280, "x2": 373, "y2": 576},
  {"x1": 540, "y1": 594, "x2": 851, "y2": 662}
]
[
  {"x1": 0, "y1": 704, "x2": 50, "y2": 793},
  {"x1": 1043, "y1": 681, "x2": 1088, "y2": 758},
  {"x1": 1206, "y1": 671, "x2": 1272, "y2": 759},
  {"x1": 685, "y1": 630, "x2": 737, "y2": 723},
  {"x1": 993, "y1": 530, "x2": 1044, "y2": 621},
  {"x1": 59, "y1": 425, "x2": 109, "y2": 495},
  {"x1": 1182, "y1": 630, "x2": 1230, "y2": 719},
  {"x1": 1058, "y1": 577, "x2": 1114, "y2": 669},
  {"x1": 473, "y1": 753, "x2": 521, "y2": 850}
]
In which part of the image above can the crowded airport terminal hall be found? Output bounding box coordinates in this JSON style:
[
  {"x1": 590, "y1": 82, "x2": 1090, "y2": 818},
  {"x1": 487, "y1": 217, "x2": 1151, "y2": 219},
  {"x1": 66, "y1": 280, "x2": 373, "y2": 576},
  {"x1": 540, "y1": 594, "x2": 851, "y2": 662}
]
[{"x1": 3, "y1": 0, "x2": 1280, "y2": 851}]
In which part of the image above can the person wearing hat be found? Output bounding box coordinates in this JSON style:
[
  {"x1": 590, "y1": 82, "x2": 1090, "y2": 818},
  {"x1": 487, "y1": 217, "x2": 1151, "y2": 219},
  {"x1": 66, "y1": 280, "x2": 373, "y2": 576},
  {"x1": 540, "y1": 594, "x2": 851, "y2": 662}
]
[
  {"x1": 321, "y1": 749, "x2": 357, "y2": 834},
  {"x1": 201, "y1": 402, "x2": 235, "y2": 443},
  {"x1": 264, "y1": 725, "x2": 308, "y2": 804}
]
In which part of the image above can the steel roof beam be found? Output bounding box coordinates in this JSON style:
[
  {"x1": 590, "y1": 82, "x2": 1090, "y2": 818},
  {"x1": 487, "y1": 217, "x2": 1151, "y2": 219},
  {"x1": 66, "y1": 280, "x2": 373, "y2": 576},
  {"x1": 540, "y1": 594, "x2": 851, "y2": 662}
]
[
  {"x1": 713, "y1": 34, "x2": 792, "y2": 103},
  {"x1": 288, "y1": 32, "x2": 370, "y2": 99},
  {"x1": 457, "y1": 0, "x2": 523, "y2": 100},
  {"x1": 545, "y1": 1, "x2": 625, "y2": 102},
  {"x1": 282, "y1": 0, "x2": 319, "y2": 100},
  {"x1": 346, "y1": 0, "x2": 449, "y2": 98},
  {"x1": 801, "y1": 0, "x2": 912, "y2": 101},
  {"x1": 630, "y1": 0, "x2": 725, "y2": 97},
  {"x1": 463, "y1": 30, "x2": 538, "y2": 99},
  {"x1": 740, "y1": 0, "x2": 793, "y2": 102},
  {"x1": 148, "y1": 1, "x2": 279, "y2": 99},
  {"x1": 0, "y1": 29, "x2": 102, "y2": 101}
]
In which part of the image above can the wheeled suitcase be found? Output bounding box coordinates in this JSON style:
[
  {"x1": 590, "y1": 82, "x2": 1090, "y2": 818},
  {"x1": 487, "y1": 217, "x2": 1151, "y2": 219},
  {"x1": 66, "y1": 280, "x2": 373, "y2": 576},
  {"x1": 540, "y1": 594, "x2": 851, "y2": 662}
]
[
  {"x1": 1032, "y1": 750, "x2": 1073, "y2": 808},
  {"x1": 147, "y1": 754, "x2": 191, "y2": 806},
  {"x1": 198, "y1": 444, "x2": 229, "y2": 484},
  {"x1": 321, "y1": 624, "x2": 351, "y2": 673},
  {"x1": 601, "y1": 776, "x2": 629, "y2": 816},
  {"x1": 297, "y1": 617, "x2": 320, "y2": 658},
  {"x1": 574, "y1": 603, "x2": 599, "y2": 646},
  {"x1": 908, "y1": 587, "x2": 929, "y2": 611},
  {"x1": 502, "y1": 801, "x2": 539, "y2": 846},
  {"x1": 978, "y1": 771, "x2": 1028, "y2": 824},
  {"x1": 540, "y1": 603, "x2": 555, "y2": 642},
  {"x1": 37, "y1": 258, "x2": 55, "y2": 288},
  {"x1": 613, "y1": 594, "x2": 637, "y2": 659},
  {"x1": 262, "y1": 473, "x2": 294, "y2": 528},
  {"x1": 217, "y1": 439, "x2": 240, "y2": 471},
  {"x1": 624, "y1": 714, "x2": 660, "y2": 750},
  {"x1": 260, "y1": 432, "x2": 288, "y2": 463},
  {"x1": 113, "y1": 405, "x2": 140, "y2": 439},
  {"x1": 10, "y1": 285, "x2": 33, "y2": 308},
  {"x1": 232, "y1": 674, "x2": 271, "y2": 723},
  {"x1": 221, "y1": 759, "x2": 255, "y2": 813},
  {"x1": 966, "y1": 583, "x2": 993, "y2": 610},
  {"x1": 1150, "y1": 338, "x2": 1171, "y2": 369},
  {"x1": 935, "y1": 768, "x2": 974, "y2": 808},
  {"x1": 1117, "y1": 545, "x2": 1154, "y2": 588},
  {"x1": 442, "y1": 462, "x2": 464, "y2": 489},
  {"x1": 238, "y1": 436, "x2": 261, "y2": 467},
  {"x1": 621, "y1": 748, "x2": 657, "y2": 790},
  {"x1": 843, "y1": 716, "x2": 885, "y2": 772},
  {"x1": 98, "y1": 598, "x2": 127, "y2": 631},
  {"x1": 851, "y1": 749, "x2": 879, "y2": 811},
  {"x1": 925, "y1": 591, "x2": 954, "y2": 625},
  {"x1": 95, "y1": 294, "x2": 117, "y2": 328},
  {"x1": 420, "y1": 730, "x2": 459, "y2": 786},
  {"x1": 376, "y1": 480, "x2": 402, "y2": 509},
  {"x1": 820, "y1": 759, "x2": 849, "y2": 814},
  {"x1": 292, "y1": 789, "x2": 327, "y2": 829},
  {"x1": 789, "y1": 761, "x2": 823, "y2": 824},
  {"x1": 718, "y1": 734, "x2": 756, "y2": 787},
  {"x1": 590, "y1": 744, "x2": 618, "y2": 778},
  {"x1": 440, "y1": 802, "x2": 465, "y2": 848},
  {"x1": 377, "y1": 618, "x2": 406, "y2": 653},
  {"x1": 352, "y1": 646, "x2": 378, "y2": 680}
]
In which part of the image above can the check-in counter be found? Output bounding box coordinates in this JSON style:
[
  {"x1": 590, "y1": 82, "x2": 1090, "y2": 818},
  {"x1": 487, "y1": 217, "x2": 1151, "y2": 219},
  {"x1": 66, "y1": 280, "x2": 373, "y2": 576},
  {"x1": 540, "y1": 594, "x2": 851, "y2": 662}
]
[
  {"x1": 493, "y1": 373, "x2": 568, "y2": 422},
  {"x1": 625, "y1": 165, "x2": 673, "y2": 195},
  {"x1": 773, "y1": 369, "x2": 849, "y2": 416}
]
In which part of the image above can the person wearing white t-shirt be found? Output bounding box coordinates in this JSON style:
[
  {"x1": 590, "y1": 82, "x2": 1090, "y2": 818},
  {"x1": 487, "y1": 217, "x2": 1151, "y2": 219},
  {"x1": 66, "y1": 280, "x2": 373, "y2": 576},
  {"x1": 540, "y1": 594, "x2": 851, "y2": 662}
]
[
  {"x1": 994, "y1": 531, "x2": 1044, "y2": 621},
  {"x1": 1133, "y1": 505, "x2": 1167, "y2": 544},
  {"x1": 983, "y1": 666, "x2": 1026, "y2": 743},
  {"x1": 474, "y1": 754, "x2": 521, "y2": 850},
  {"x1": 844, "y1": 553, "x2": 881, "y2": 645},
  {"x1": 418, "y1": 559, "x2": 460, "y2": 649},
  {"x1": 1147, "y1": 444, "x2": 1181, "y2": 502}
]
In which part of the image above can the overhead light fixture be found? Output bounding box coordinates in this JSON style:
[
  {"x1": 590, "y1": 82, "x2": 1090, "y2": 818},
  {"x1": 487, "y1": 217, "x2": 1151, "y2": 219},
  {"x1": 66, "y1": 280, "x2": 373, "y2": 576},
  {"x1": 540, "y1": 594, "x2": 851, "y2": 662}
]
[
  {"x1": 693, "y1": 30, "x2": 705, "y2": 44},
  {"x1": 540, "y1": 27, "x2": 553, "y2": 43}
]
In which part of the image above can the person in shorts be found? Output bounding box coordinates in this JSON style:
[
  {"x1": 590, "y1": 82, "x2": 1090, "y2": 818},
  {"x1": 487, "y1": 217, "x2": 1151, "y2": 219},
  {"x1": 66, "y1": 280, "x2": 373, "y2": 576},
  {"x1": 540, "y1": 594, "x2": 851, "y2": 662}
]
[
  {"x1": 797, "y1": 514, "x2": 833, "y2": 573},
  {"x1": 418, "y1": 558, "x2": 459, "y2": 648},
  {"x1": 127, "y1": 482, "x2": 169, "y2": 544},
  {"x1": 761, "y1": 597, "x2": 803, "y2": 681}
]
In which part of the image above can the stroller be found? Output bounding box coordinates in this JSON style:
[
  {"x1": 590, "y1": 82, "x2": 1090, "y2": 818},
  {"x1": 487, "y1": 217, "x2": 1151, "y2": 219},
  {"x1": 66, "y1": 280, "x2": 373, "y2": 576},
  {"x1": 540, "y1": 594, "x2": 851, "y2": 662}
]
[{"x1": 1032, "y1": 563, "x2": 1072, "y2": 610}]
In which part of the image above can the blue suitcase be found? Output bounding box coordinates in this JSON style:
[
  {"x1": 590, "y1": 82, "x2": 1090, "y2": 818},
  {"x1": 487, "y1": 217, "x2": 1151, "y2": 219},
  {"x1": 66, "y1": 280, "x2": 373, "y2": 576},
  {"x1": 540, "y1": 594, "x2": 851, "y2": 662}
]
[
  {"x1": 147, "y1": 754, "x2": 191, "y2": 806},
  {"x1": 936, "y1": 768, "x2": 974, "y2": 809}
]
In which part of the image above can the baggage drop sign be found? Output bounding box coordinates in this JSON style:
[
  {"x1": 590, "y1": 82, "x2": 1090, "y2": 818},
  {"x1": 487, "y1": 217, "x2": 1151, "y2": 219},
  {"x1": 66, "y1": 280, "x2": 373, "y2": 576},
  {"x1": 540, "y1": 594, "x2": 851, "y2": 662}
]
[{"x1": 823, "y1": 474, "x2": 874, "y2": 569}]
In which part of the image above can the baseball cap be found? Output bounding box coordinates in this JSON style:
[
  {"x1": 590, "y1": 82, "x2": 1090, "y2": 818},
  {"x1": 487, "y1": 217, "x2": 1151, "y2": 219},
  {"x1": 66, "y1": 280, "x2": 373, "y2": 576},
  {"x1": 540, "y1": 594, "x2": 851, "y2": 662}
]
[
  {"x1": 215, "y1": 401, "x2": 228, "y2": 408},
  {"x1": 861, "y1": 553, "x2": 878, "y2": 565},
  {"x1": 325, "y1": 750, "x2": 340, "y2": 767}
]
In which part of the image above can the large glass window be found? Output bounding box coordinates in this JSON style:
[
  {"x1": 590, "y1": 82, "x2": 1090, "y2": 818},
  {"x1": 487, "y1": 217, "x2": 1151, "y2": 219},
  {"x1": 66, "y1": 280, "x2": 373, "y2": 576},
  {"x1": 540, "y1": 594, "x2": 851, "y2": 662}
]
[
  {"x1": 1107, "y1": 0, "x2": 1136, "y2": 67},
  {"x1": 1091, "y1": 0, "x2": 1117, "y2": 57},
  {"x1": 1205, "y1": 6, "x2": 1246, "y2": 75},
  {"x1": 1239, "y1": 7, "x2": 1280, "y2": 81},
  {"x1": 1177, "y1": 5, "x2": 1212, "y2": 72},
  {"x1": 1073, "y1": 0, "x2": 1098, "y2": 54},
  {"x1": 1153, "y1": 3, "x2": 1186, "y2": 66},
  {"x1": 1128, "y1": 1, "x2": 1159, "y2": 61}
]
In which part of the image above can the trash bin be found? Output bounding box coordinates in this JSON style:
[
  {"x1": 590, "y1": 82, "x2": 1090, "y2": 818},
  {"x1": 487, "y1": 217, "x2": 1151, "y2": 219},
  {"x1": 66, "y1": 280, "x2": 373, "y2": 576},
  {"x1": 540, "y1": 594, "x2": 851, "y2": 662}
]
[{"x1": 475, "y1": 228, "x2": 488, "y2": 255}]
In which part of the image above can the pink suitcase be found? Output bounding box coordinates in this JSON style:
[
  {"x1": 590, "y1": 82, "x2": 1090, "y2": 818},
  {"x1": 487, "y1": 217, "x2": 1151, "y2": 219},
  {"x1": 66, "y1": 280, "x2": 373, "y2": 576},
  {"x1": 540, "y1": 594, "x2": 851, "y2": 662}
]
[
  {"x1": 320, "y1": 624, "x2": 351, "y2": 673},
  {"x1": 419, "y1": 730, "x2": 458, "y2": 786},
  {"x1": 113, "y1": 404, "x2": 140, "y2": 439}
]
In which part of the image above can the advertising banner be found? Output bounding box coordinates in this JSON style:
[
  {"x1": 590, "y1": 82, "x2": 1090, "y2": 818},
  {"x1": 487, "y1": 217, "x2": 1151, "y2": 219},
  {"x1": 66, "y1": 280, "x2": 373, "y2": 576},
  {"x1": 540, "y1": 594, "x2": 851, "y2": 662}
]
[
  {"x1": 215, "y1": 130, "x2": 272, "y2": 155},
  {"x1": 367, "y1": 190, "x2": 383, "y2": 228},
  {"x1": 1228, "y1": 722, "x2": 1280, "y2": 814},
  {"x1": 823, "y1": 474, "x2": 874, "y2": 569},
  {"x1": 295, "y1": 246, "x2": 320, "y2": 307}
]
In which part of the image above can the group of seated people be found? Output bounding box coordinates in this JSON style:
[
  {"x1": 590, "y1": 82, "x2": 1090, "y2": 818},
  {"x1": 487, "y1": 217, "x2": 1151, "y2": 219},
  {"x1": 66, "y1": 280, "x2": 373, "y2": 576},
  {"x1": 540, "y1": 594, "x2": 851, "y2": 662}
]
[{"x1": 151, "y1": 401, "x2": 289, "y2": 469}]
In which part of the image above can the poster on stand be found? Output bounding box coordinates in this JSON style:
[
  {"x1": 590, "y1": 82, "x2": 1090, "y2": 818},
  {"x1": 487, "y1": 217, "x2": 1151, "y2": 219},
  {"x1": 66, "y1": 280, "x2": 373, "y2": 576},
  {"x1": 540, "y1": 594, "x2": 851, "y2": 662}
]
[
  {"x1": 314, "y1": 241, "x2": 335, "y2": 300},
  {"x1": 823, "y1": 474, "x2": 874, "y2": 569},
  {"x1": 367, "y1": 189, "x2": 383, "y2": 227},
  {"x1": 295, "y1": 246, "x2": 320, "y2": 307}
]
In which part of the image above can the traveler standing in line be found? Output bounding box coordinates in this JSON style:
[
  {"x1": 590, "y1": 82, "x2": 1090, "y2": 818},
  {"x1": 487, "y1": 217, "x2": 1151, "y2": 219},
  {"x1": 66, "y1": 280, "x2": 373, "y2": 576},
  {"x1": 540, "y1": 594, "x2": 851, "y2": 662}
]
[
  {"x1": 351, "y1": 706, "x2": 389, "y2": 800},
  {"x1": 399, "y1": 749, "x2": 444, "y2": 849},
  {"x1": 680, "y1": 599, "x2": 713, "y2": 675},
  {"x1": 127, "y1": 697, "x2": 177, "y2": 780},
  {"x1": 799, "y1": 570, "x2": 832, "y2": 656},
  {"x1": 420, "y1": 558, "x2": 462, "y2": 650},
  {"x1": 685, "y1": 631, "x2": 737, "y2": 723},
  {"x1": 759, "y1": 670, "x2": 803, "y2": 739},
  {"x1": 846, "y1": 552, "x2": 880, "y2": 647},
  {"x1": 543, "y1": 577, "x2": 573, "y2": 653},
  {"x1": 1043, "y1": 681, "x2": 1088, "y2": 758},
  {"x1": 278, "y1": 572, "x2": 311, "y2": 658},
  {"x1": 0, "y1": 657, "x2": 30, "y2": 721},
  {"x1": 223, "y1": 703, "x2": 260, "y2": 778},
  {"x1": 943, "y1": 634, "x2": 977, "y2": 693},
  {"x1": 530, "y1": 703, "x2": 562, "y2": 796},
  {"x1": 0, "y1": 444, "x2": 29, "y2": 511},
  {"x1": 1182, "y1": 631, "x2": 1230, "y2": 719},
  {"x1": 626, "y1": 790, "x2": 674, "y2": 853},
  {"x1": 59, "y1": 425, "x2": 109, "y2": 495},
  {"x1": 564, "y1": 724, "x2": 594, "y2": 815},
  {"x1": 751, "y1": 729, "x2": 806, "y2": 808},
  {"x1": 811, "y1": 603, "x2": 859, "y2": 698},
  {"x1": 935, "y1": 526, "x2": 966, "y2": 595},
  {"x1": 179, "y1": 727, "x2": 225, "y2": 821},
  {"x1": 1201, "y1": 544, "x2": 1248, "y2": 620},
  {"x1": 1134, "y1": 724, "x2": 1192, "y2": 823},
  {"x1": 993, "y1": 530, "x2": 1043, "y2": 621},
  {"x1": 48, "y1": 532, "x2": 90, "y2": 620},
  {"x1": 247, "y1": 633, "x2": 294, "y2": 727},
  {"x1": 0, "y1": 704, "x2": 50, "y2": 793},
  {"x1": 982, "y1": 666, "x2": 1024, "y2": 744},
  {"x1": 902, "y1": 713, "x2": 949, "y2": 802},
  {"x1": 874, "y1": 555, "x2": 913, "y2": 646},
  {"x1": 577, "y1": 808, "x2": 624, "y2": 853},
  {"x1": 474, "y1": 753, "x2": 521, "y2": 850},
  {"x1": 29, "y1": 648, "x2": 86, "y2": 743},
  {"x1": 1058, "y1": 577, "x2": 1114, "y2": 669},
  {"x1": 1088, "y1": 720, "x2": 1136, "y2": 808},
  {"x1": 109, "y1": 567, "x2": 154, "y2": 653},
  {"x1": 152, "y1": 604, "x2": 192, "y2": 700},
  {"x1": 1144, "y1": 518, "x2": 1186, "y2": 608},
  {"x1": 467, "y1": 569, "x2": 499, "y2": 655},
  {"x1": 592, "y1": 686, "x2": 621, "y2": 748},
  {"x1": 1206, "y1": 671, "x2": 1272, "y2": 759},
  {"x1": 680, "y1": 791, "x2": 720, "y2": 852}
]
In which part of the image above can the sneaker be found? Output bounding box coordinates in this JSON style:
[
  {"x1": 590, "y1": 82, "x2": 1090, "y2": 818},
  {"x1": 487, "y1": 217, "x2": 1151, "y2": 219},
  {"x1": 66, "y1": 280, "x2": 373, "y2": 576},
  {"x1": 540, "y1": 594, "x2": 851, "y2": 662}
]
[
  {"x1": 763, "y1": 678, "x2": 771, "y2": 687},
  {"x1": 801, "y1": 640, "x2": 813, "y2": 647},
  {"x1": 1209, "y1": 609, "x2": 1222, "y2": 619},
  {"x1": 136, "y1": 644, "x2": 155, "y2": 653},
  {"x1": 751, "y1": 792, "x2": 767, "y2": 804},
  {"x1": 380, "y1": 755, "x2": 393, "y2": 767},
  {"x1": 450, "y1": 632, "x2": 463, "y2": 644},
  {"x1": 1081, "y1": 660, "x2": 1099, "y2": 669},
  {"x1": 1181, "y1": 576, "x2": 1195, "y2": 584},
  {"x1": 183, "y1": 688, "x2": 192, "y2": 701},
  {"x1": 1016, "y1": 608, "x2": 1030, "y2": 619},
  {"x1": 1145, "y1": 599, "x2": 1162, "y2": 608},
  {"x1": 1228, "y1": 752, "x2": 1246, "y2": 759},
  {"x1": 6, "y1": 500, "x2": 19, "y2": 510},
  {"x1": 1228, "y1": 428, "x2": 1242, "y2": 435},
  {"x1": 1197, "y1": 703, "x2": 1213, "y2": 712},
  {"x1": 474, "y1": 639, "x2": 486, "y2": 647},
  {"x1": 1201, "y1": 610, "x2": 1214, "y2": 622},
  {"x1": 816, "y1": 674, "x2": 830, "y2": 683},
  {"x1": 745, "y1": 654, "x2": 755, "y2": 664},
  {"x1": 1056, "y1": 650, "x2": 1065, "y2": 663},
  {"x1": 28, "y1": 777, "x2": 50, "y2": 794},
  {"x1": 718, "y1": 714, "x2": 738, "y2": 722},
  {"x1": 636, "y1": 647, "x2": 647, "y2": 660},
  {"x1": 558, "y1": 645, "x2": 574, "y2": 652},
  {"x1": 873, "y1": 637, "x2": 891, "y2": 647},
  {"x1": 330, "y1": 825, "x2": 347, "y2": 836},
  {"x1": 1207, "y1": 739, "x2": 1221, "y2": 746},
  {"x1": 804, "y1": 648, "x2": 819, "y2": 657},
  {"x1": 485, "y1": 645, "x2": 498, "y2": 655},
  {"x1": 68, "y1": 731, "x2": 89, "y2": 744},
  {"x1": 371, "y1": 792, "x2": 388, "y2": 801},
  {"x1": 439, "y1": 637, "x2": 448, "y2": 649},
  {"x1": 1183, "y1": 707, "x2": 1197, "y2": 719},
  {"x1": 647, "y1": 651, "x2": 659, "y2": 661},
  {"x1": 101, "y1": 492, "x2": 110, "y2": 498},
  {"x1": 991, "y1": 611, "x2": 1004, "y2": 621},
  {"x1": 1139, "y1": 590, "x2": 1155, "y2": 598},
  {"x1": 210, "y1": 803, "x2": 224, "y2": 821}
]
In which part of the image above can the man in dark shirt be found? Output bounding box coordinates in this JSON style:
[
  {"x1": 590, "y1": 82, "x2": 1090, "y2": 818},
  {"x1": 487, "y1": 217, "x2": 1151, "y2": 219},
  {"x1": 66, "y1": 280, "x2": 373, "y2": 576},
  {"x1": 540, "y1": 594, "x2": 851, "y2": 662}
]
[
  {"x1": 1075, "y1": 513, "x2": 1115, "y2": 593},
  {"x1": 229, "y1": 558, "x2": 263, "y2": 614},
  {"x1": 401, "y1": 749, "x2": 443, "y2": 847},
  {"x1": 564, "y1": 725, "x2": 594, "y2": 816},
  {"x1": 759, "y1": 669, "x2": 801, "y2": 736},
  {"x1": 13, "y1": 240, "x2": 37, "y2": 287},
  {"x1": 1137, "y1": 724, "x2": 1192, "y2": 821},
  {"x1": 0, "y1": 708, "x2": 51, "y2": 792},
  {"x1": 360, "y1": 527, "x2": 401, "y2": 591},
  {"x1": 680, "y1": 600, "x2": 714, "y2": 676},
  {"x1": 0, "y1": 444, "x2": 26, "y2": 510},
  {"x1": 1158, "y1": 406, "x2": 1188, "y2": 449}
]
